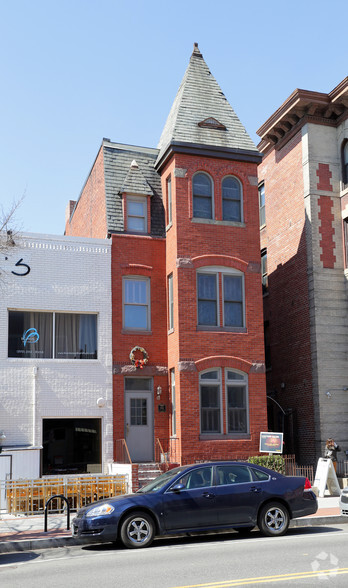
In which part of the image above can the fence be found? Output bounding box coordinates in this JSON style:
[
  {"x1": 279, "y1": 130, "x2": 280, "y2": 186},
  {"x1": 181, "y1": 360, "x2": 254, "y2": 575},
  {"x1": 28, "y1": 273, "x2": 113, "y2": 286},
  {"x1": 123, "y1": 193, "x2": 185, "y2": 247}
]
[{"x1": 1, "y1": 474, "x2": 129, "y2": 516}]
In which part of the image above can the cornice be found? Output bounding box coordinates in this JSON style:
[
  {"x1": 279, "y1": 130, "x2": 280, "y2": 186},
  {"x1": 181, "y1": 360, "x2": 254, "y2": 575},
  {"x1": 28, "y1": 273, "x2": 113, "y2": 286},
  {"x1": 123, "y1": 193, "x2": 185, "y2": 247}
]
[{"x1": 257, "y1": 79, "x2": 348, "y2": 157}]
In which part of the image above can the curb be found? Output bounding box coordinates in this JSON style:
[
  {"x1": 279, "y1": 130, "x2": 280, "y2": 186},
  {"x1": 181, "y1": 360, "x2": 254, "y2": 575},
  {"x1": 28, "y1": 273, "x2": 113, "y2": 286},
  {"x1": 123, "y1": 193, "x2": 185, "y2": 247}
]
[{"x1": 0, "y1": 516, "x2": 347, "y2": 554}]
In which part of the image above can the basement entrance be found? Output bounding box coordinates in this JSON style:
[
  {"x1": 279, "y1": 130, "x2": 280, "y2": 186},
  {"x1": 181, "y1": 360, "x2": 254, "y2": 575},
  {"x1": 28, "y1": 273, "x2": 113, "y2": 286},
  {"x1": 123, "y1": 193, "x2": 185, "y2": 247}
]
[{"x1": 42, "y1": 418, "x2": 102, "y2": 475}]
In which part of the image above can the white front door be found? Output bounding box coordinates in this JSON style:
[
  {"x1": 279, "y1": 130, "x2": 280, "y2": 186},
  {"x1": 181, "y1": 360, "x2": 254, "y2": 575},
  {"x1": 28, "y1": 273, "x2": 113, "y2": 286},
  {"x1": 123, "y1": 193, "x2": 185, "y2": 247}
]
[{"x1": 125, "y1": 380, "x2": 153, "y2": 462}]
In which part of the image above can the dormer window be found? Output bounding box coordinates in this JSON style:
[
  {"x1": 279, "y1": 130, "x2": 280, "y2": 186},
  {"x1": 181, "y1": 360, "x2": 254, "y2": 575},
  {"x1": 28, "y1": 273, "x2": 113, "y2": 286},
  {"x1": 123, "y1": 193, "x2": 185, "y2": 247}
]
[
  {"x1": 127, "y1": 195, "x2": 147, "y2": 233},
  {"x1": 193, "y1": 172, "x2": 213, "y2": 219}
]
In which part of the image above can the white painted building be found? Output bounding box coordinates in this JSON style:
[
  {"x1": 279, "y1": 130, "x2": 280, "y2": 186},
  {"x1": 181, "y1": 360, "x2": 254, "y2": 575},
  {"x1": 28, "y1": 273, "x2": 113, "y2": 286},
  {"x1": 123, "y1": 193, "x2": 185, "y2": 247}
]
[{"x1": 0, "y1": 232, "x2": 112, "y2": 482}]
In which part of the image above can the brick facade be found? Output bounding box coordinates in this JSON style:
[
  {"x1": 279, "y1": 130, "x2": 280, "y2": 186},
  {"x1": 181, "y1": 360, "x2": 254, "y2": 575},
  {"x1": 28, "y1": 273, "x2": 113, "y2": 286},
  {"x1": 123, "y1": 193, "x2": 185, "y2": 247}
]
[{"x1": 257, "y1": 80, "x2": 348, "y2": 464}]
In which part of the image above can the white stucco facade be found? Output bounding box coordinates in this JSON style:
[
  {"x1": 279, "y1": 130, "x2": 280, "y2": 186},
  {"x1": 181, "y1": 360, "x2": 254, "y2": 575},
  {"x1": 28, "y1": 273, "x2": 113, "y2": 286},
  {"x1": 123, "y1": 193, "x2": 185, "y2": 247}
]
[{"x1": 0, "y1": 232, "x2": 112, "y2": 481}]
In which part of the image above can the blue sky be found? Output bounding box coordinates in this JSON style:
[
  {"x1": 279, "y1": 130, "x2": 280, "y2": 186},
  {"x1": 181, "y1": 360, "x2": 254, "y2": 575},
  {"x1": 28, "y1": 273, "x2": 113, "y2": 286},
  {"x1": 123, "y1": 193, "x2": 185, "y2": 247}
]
[{"x1": 1, "y1": 0, "x2": 347, "y2": 235}]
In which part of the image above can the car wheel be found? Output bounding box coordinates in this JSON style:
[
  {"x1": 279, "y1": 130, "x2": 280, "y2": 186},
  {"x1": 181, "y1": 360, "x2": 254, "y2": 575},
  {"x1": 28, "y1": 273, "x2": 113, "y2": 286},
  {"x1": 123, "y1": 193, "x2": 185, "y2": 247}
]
[
  {"x1": 233, "y1": 526, "x2": 254, "y2": 535},
  {"x1": 120, "y1": 511, "x2": 155, "y2": 549},
  {"x1": 258, "y1": 502, "x2": 289, "y2": 537}
]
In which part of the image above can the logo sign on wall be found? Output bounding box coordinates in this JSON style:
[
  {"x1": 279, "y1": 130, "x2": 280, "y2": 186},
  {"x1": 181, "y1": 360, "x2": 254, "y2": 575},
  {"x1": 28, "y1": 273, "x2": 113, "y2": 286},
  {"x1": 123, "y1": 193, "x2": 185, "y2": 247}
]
[
  {"x1": 22, "y1": 328, "x2": 40, "y2": 346},
  {"x1": 259, "y1": 432, "x2": 283, "y2": 454}
]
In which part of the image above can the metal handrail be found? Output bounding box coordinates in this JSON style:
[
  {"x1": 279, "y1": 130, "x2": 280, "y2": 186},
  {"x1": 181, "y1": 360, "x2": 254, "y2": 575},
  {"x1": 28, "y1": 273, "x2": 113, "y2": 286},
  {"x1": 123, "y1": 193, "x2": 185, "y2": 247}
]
[
  {"x1": 115, "y1": 439, "x2": 132, "y2": 464},
  {"x1": 155, "y1": 438, "x2": 169, "y2": 470},
  {"x1": 44, "y1": 494, "x2": 70, "y2": 532}
]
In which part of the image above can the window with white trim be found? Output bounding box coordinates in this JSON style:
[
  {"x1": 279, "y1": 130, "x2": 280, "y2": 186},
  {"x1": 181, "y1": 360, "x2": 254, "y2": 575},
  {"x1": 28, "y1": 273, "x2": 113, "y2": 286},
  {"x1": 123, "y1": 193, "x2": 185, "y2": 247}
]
[
  {"x1": 167, "y1": 176, "x2": 172, "y2": 226},
  {"x1": 127, "y1": 196, "x2": 147, "y2": 233},
  {"x1": 259, "y1": 183, "x2": 266, "y2": 227},
  {"x1": 200, "y1": 369, "x2": 222, "y2": 434},
  {"x1": 123, "y1": 277, "x2": 150, "y2": 330},
  {"x1": 197, "y1": 267, "x2": 244, "y2": 328},
  {"x1": 225, "y1": 370, "x2": 248, "y2": 433},
  {"x1": 193, "y1": 172, "x2": 213, "y2": 219},
  {"x1": 170, "y1": 369, "x2": 176, "y2": 436},
  {"x1": 168, "y1": 273, "x2": 174, "y2": 331},
  {"x1": 222, "y1": 176, "x2": 242, "y2": 222},
  {"x1": 342, "y1": 140, "x2": 348, "y2": 187}
]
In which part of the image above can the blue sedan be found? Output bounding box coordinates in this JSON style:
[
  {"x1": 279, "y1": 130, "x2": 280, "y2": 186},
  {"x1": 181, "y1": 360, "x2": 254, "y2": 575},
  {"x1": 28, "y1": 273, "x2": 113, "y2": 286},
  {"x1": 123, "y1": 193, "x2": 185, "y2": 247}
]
[{"x1": 72, "y1": 461, "x2": 317, "y2": 548}]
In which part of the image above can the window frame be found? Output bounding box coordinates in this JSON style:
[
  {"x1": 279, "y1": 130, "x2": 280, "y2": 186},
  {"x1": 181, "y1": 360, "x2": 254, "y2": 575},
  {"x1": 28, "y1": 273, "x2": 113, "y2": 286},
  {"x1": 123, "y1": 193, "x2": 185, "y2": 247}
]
[
  {"x1": 122, "y1": 276, "x2": 151, "y2": 331},
  {"x1": 199, "y1": 368, "x2": 222, "y2": 435},
  {"x1": 166, "y1": 175, "x2": 172, "y2": 227},
  {"x1": 258, "y1": 182, "x2": 266, "y2": 228},
  {"x1": 341, "y1": 140, "x2": 348, "y2": 187},
  {"x1": 170, "y1": 368, "x2": 176, "y2": 437},
  {"x1": 222, "y1": 175, "x2": 243, "y2": 222},
  {"x1": 197, "y1": 266, "x2": 245, "y2": 329},
  {"x1": 225, "y1": 368, "x2": 249, "y2": 435},
  {"x1": 261, "y1": 248, "x2": 268, "y2": 295},
  {"x1": 168, "y1": 273, "x2": 174, "y2": 332},
  {"x1": 192, "y1": 172, "x2": 214, "y2": 220},
  {"x1": 8, "y1": 310, "x2": 98, "y2": 360},
  {"x1": 126, "y1": 195, "x2": 147, "y2": 234}
]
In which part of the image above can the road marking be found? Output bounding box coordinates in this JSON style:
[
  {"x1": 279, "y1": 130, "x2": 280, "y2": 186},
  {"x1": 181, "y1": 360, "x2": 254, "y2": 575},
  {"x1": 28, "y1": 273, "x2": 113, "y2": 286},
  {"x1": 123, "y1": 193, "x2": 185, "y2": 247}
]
[{"x1": 171, "y1": 568, "x2": 348, "y2": 587}]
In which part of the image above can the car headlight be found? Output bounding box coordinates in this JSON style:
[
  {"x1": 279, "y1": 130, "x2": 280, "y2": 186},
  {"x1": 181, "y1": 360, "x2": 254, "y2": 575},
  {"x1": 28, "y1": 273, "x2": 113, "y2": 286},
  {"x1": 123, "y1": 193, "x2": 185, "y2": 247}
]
[{"x1": 86, "y1": 504, "x2": 115, "y2": 517}]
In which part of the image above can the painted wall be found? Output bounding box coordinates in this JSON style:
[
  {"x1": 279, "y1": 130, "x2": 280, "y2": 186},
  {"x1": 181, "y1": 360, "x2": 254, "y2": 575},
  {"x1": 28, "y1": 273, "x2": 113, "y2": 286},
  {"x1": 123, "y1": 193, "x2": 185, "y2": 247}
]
[{"x1": 0, "y1": 233, "x2": 112, "y2": 479}]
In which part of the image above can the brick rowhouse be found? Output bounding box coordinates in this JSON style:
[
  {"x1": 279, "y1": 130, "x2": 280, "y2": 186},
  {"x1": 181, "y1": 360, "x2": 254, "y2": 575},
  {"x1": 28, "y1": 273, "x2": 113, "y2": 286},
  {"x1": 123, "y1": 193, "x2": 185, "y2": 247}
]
[
  {"x1": 66, "y1": 44, "x2": 267, "y2": 465},
  {"x1": 257, "y1": 79, "x2": 348, "y2": 464}
]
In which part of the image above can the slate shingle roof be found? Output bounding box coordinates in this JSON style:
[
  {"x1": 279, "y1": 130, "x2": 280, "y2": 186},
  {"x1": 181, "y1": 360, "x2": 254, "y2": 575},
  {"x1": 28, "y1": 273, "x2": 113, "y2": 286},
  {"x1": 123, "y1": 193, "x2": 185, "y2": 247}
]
[
  {"x1": 157, "y1": 44, "x2": 258, "y2": 165},
  {"x1": 103, "y1": 142, "x2": 164, "y2": 237}
]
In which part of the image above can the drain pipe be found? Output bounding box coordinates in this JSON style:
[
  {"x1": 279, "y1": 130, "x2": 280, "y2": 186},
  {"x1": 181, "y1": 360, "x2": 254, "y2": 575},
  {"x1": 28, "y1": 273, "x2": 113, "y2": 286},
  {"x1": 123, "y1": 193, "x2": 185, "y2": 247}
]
[{"x1": 32, "y1": 366, "x2": 38, "y2": 446}]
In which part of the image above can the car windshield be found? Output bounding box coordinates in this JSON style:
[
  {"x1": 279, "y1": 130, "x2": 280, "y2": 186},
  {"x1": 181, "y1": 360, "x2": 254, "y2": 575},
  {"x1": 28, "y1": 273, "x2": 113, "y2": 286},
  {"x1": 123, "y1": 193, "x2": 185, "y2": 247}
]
[{"x1": 136, "y1": 466, "x2": 187, "y2": 493}]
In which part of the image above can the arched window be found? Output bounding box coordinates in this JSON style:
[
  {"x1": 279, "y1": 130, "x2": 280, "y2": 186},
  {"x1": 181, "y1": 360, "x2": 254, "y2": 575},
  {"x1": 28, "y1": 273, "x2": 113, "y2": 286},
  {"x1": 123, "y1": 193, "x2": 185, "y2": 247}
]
[
  {"x1": 222, "y1": 176, "x2": 242, "y2": 222},
  {"x1": 200, "y1": 369, "x2": 222, "y2": 434},
  {"x1": 225, "y1": 370, "x2": 248, "y2": 433},
  {"x1": 193, "y1": 173, "x2": 213, "y2": 219},
  {"x1": 342, "y1": 140, "x2": 348, "y2": 186}
]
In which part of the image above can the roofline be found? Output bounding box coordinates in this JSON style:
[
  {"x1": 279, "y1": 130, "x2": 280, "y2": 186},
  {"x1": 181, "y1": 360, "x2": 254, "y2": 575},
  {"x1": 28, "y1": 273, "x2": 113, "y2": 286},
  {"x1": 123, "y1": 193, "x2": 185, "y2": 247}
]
[
  {"x1": 256, "y1": 77, "x2": 348, "y2": 156},
  {"x1": 256, "y1": 88, "x2": 330, "y2": 138},
  {"x1": 155, "y1": 141, "x2": 261, "y2": 171},
  {"x1": 102, "y1": 138, "x2": 159, "y2": 157}
]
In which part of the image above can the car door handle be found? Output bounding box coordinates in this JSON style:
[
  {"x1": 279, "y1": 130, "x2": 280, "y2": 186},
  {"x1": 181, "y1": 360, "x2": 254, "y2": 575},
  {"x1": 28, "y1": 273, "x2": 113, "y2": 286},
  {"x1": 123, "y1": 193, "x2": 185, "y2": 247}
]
[
  {"x1": 202, "y1": 492, "x2": 215, "y2": 499},
  {"x1": 250, "y1": 486, "x2": 261, "y2": 493}
]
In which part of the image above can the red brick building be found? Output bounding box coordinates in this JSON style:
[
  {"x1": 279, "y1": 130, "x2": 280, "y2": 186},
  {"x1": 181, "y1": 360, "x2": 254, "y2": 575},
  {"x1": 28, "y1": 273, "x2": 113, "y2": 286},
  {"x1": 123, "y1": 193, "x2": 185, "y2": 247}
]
[
  {"x1": 65, "y1": 44, "x2": 267, "y2": 465},
  {"x1": 257, "y1": 78, "x2": 348, "y2": 464}
]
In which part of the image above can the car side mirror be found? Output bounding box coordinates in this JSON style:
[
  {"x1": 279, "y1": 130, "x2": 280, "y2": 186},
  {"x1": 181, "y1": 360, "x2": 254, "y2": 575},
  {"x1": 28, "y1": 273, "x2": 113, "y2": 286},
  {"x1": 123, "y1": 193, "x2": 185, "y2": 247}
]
[{"x1": 170, "y1": 483, "x2": 185, "y2": 493}]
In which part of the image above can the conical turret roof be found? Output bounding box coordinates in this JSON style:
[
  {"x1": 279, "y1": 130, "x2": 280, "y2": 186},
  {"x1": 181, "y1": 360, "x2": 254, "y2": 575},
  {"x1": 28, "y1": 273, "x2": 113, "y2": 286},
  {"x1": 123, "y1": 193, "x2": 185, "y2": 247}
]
[{"x1": 156, "y1": 44, "x2": 259, "y2": 167}]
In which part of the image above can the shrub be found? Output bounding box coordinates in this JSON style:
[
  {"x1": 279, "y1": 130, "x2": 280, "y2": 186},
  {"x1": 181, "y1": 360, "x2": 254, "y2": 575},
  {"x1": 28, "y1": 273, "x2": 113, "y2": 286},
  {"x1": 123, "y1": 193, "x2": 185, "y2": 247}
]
[{"x1": 248, "y1": 455, "x2": 285, "y2": 474}]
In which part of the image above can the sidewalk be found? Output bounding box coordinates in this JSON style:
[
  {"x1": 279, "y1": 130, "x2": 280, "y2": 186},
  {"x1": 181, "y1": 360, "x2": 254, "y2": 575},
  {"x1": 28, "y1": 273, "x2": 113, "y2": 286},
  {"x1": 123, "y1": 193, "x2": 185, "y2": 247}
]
[{"x1": 0, "y1": 496, "x2": 346, "y2": 553}]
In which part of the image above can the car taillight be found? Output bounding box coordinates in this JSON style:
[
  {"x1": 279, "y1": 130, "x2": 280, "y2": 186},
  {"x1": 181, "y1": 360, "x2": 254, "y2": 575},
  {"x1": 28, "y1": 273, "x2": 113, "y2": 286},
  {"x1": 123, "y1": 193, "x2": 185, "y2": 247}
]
[{"x1": 304, "y1": 477, "x2": 312, "y2": 490}]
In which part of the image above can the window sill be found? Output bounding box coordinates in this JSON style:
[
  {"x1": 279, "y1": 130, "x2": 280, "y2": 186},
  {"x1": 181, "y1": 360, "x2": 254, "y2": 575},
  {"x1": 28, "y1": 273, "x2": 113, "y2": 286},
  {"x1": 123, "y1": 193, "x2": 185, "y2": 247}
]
[
  {"x1": 7, "y1": 357, "x2": 100, "y2": 362},
  {"x1": 199, "y1": 434, "x2": 251, "y2": 441},
  {"x1": 196, "y1": 326, "x2": 247, "y2": 333},
  {"x1": 191, "y1": 218, "x2": 245, "y2": 228},
  {"x1": 121, "y1": 329, "x2": 152, "y2": 335}
]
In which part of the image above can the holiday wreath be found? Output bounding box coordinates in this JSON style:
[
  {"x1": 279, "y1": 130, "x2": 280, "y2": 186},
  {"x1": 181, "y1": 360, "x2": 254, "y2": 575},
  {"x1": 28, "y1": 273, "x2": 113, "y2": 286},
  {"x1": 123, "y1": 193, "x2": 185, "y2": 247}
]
[{"x1": 129, "y1": 346, "x2": 149, "y2": 369}]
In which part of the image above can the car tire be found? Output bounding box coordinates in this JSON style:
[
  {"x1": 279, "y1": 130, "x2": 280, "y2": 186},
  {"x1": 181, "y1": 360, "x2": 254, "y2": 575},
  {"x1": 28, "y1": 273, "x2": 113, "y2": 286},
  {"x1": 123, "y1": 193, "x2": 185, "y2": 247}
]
[
  {"x1": 258, "y1": 502, "x2": 289, "y2": 537},
  {"x1": 233, "y1": 526, "x2": 254, "y2": 535},
  {"x1": 120, "y1": 511, "x2": 155, "y2": 549}
]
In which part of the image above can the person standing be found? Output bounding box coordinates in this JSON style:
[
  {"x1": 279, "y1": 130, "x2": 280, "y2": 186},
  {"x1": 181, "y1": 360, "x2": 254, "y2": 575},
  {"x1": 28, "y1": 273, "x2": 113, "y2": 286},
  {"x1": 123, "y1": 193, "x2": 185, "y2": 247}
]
[{"x1": 324, "y1": 438, "x2": 341, "y2": 471}]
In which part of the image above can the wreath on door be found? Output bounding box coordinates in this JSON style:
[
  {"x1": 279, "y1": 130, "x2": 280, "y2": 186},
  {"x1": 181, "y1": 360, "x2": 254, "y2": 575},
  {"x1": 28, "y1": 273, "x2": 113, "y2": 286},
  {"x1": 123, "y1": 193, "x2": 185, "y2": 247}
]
[{"x1": 129, "y1": 346, "x2": 149, "y2": 369}]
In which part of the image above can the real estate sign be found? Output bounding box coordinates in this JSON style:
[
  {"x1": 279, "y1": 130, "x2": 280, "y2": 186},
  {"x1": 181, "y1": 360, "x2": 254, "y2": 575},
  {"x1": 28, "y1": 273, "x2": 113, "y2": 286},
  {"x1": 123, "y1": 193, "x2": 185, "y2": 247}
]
[{"x1": 259, "y1": 432, "x2": 283, "y2": 454}]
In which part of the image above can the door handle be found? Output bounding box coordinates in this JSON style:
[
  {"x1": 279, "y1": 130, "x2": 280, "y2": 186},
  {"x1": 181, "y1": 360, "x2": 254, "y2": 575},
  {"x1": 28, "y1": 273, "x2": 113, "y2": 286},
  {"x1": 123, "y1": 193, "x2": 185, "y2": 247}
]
[
  {"x1": 250, "y1": 486, "x2": 261, "y2": 493},
  {"x1": 202, "y1": 492, "x2": 215, "y2": 499}
]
